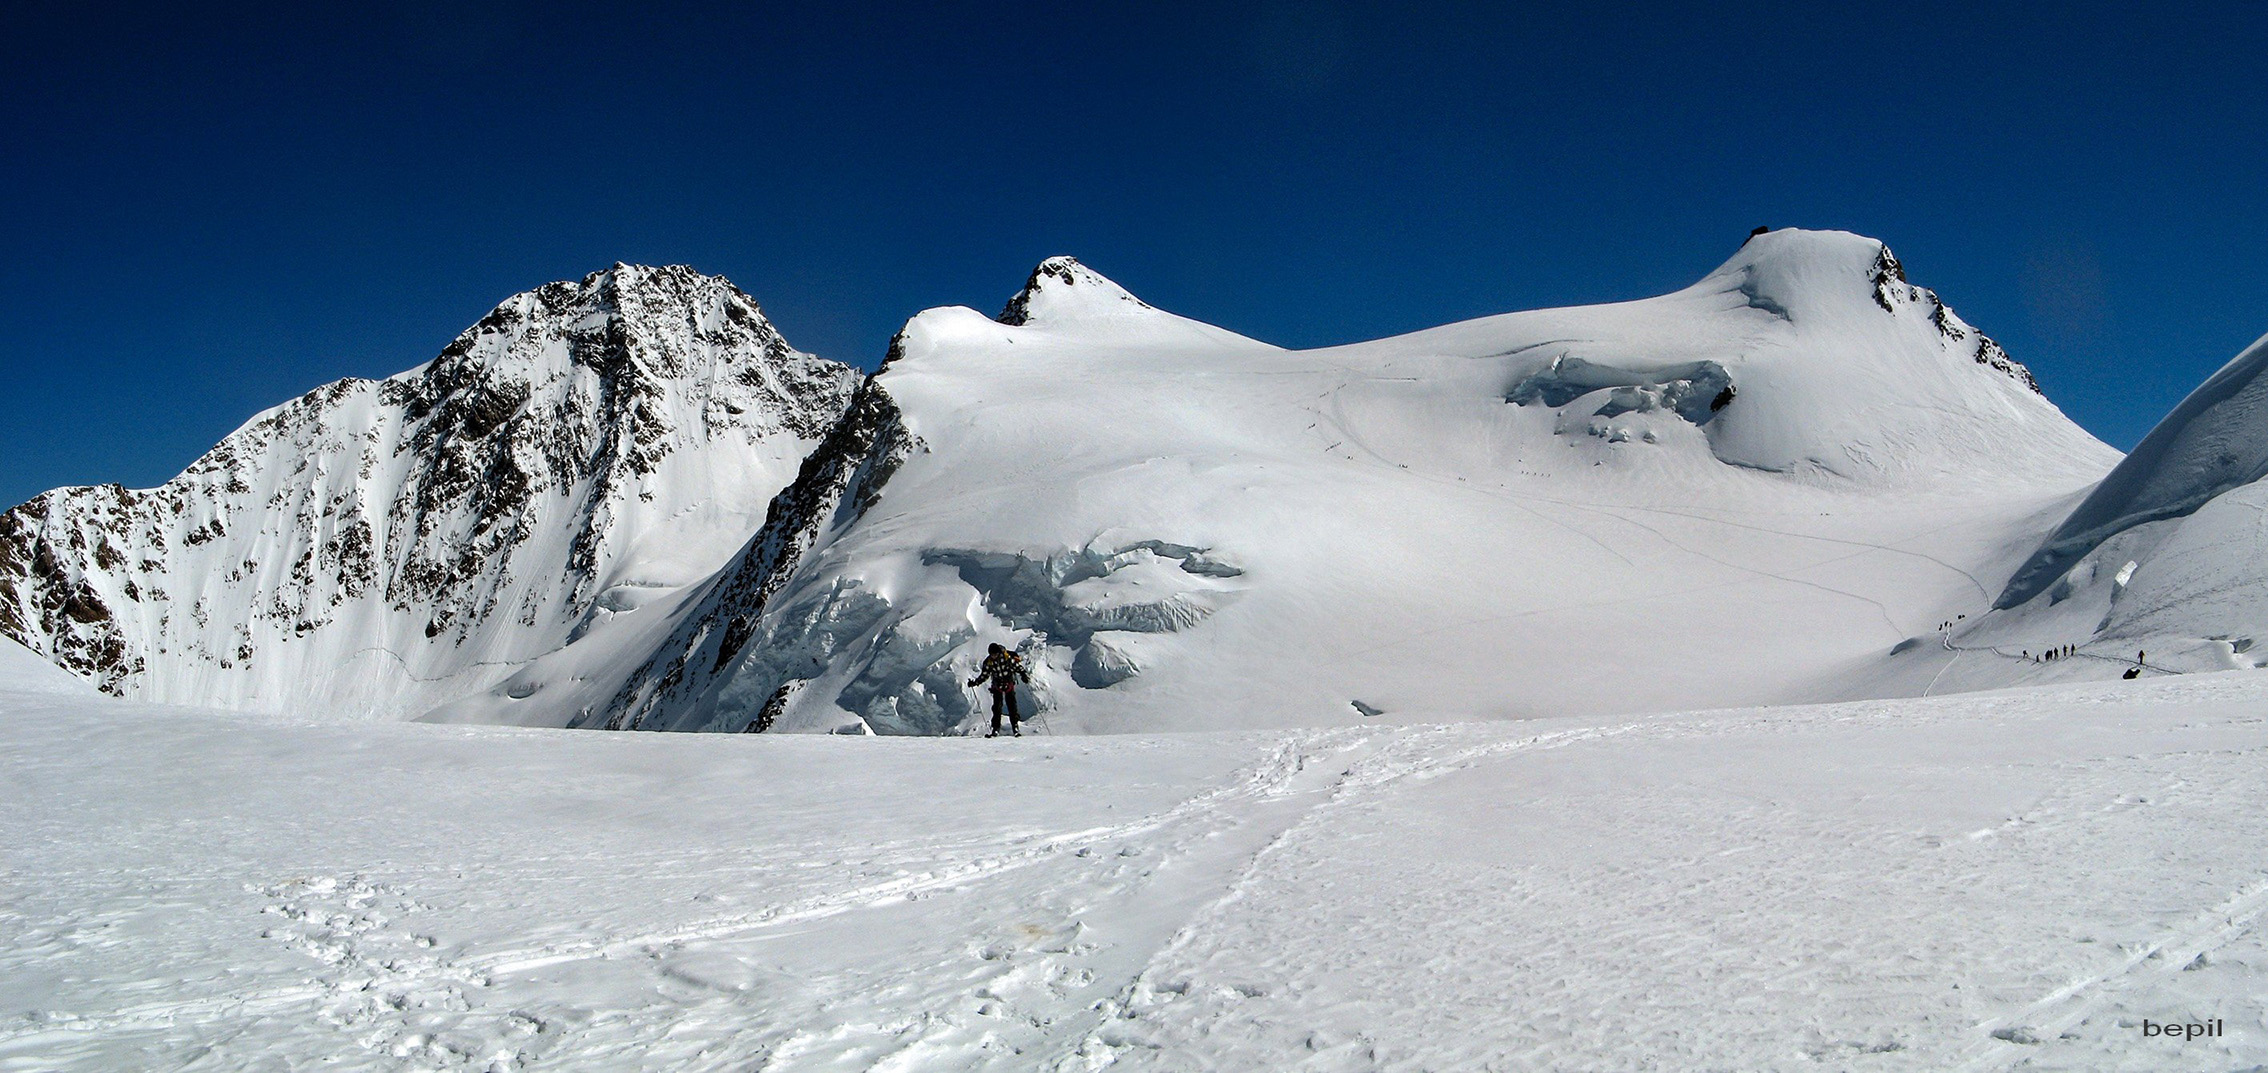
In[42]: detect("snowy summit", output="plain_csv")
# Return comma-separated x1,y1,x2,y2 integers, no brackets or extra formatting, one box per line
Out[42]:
7,230,2268,1071
8,231,2204,732
481,229,2125,735
0,264,859,718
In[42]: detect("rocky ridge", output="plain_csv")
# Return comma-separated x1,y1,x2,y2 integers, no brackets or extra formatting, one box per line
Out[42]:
0,264,859,717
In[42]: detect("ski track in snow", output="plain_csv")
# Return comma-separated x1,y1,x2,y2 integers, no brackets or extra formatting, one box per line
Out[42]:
1052,691,2268,1072
6,676,2268,1070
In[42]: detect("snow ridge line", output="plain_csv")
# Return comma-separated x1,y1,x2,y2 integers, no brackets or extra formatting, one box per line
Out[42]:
1954,874,2268,1071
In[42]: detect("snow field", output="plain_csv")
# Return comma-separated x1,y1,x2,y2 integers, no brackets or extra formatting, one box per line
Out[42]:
6,669,2267,1070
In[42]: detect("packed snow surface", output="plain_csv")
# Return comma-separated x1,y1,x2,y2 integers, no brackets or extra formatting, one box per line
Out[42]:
6,667,2266,1070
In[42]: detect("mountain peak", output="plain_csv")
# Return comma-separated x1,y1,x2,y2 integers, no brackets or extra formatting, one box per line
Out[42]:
0,261,860,711
583,261,698,289
1698,228,1898,309
997,256,1154,327
1687,227,2042,396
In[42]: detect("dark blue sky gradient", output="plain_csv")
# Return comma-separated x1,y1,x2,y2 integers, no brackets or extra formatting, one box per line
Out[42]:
6,2,2265,507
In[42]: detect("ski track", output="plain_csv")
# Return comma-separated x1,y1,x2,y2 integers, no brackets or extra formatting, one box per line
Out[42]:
1955,876,2268,1073
1047,695,2268,1072
7,681,2268,1070
0,725,1375,1072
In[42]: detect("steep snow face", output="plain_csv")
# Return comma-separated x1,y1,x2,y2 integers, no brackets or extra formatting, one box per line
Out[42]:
1866,329,2268,691
993,255,1276,351
478,232,2118,735
0,636,93,695
1998,331,2268,607
0,265,860,718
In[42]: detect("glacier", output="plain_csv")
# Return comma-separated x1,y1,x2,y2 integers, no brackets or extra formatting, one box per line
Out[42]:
6,647,2267,1070
16,230,2268,733
476,230,2122,735
1891,330,2268,691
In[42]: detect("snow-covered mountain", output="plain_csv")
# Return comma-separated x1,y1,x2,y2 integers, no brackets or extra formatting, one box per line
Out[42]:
1880,329,2268,689
0,264,859,719
0,635,94,696
454,229,2122,734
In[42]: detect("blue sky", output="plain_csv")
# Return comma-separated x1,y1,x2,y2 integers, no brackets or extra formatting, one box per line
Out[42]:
5,1,2265,508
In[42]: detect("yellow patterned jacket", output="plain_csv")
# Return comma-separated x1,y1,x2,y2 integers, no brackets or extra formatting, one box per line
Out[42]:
968,651,1030,692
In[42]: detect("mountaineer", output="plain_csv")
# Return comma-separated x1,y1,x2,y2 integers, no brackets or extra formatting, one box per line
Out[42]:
968,644,1033,737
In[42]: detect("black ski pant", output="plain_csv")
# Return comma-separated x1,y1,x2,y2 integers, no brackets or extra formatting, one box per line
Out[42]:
990,687,1021,734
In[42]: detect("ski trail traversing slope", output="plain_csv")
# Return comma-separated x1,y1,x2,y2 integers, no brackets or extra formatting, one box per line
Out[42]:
1955,876,2268,1071
1309,390,1936,650
1059,687,2268,1072
8,676,2267,1070
0,698,1384,1072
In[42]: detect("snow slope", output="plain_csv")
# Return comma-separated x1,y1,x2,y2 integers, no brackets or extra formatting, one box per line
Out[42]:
1849,330,2268,698
6,668,2265,1070
1999,330,2268,608
0,265,859,720
0,636,92,695
494,231,2119,735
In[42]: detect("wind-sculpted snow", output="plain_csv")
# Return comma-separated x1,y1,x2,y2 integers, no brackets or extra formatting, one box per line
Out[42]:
0,265,858,716
1860,329,2268,696
924,543,1244,644
3,230,2147,730
1999,331,2268,608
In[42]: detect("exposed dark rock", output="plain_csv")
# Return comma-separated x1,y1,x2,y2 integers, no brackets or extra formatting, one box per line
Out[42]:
996,256,1151,326
597,378,919,731
0,264,860,705
1868,243,2042,396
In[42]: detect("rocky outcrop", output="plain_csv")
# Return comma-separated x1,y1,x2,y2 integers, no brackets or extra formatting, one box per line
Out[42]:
0,265,859,714
1870,245,2040,395
997,256,1155,327
596,378,920,731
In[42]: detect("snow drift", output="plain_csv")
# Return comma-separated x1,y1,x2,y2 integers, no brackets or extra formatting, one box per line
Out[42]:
1998,330,2268,609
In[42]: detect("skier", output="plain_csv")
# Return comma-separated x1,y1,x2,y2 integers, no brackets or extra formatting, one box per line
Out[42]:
968,643,1032,737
